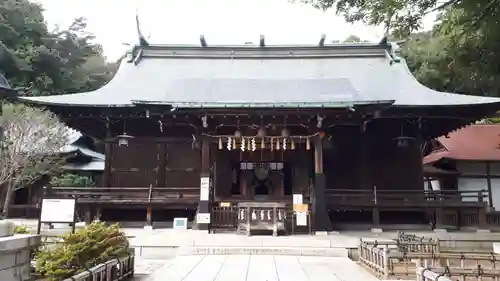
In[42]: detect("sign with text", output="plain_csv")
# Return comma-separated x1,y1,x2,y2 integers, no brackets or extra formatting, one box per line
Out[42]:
296,212,308,226
196,213,211,224
200,177,210,201
173,218,188,230
40,198,76,223
293,194,303,204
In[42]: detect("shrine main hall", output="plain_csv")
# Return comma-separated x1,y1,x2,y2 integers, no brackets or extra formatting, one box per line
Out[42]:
16,36,500,233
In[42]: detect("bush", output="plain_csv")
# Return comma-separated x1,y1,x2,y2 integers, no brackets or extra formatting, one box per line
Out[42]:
35,222,130,281
14,225,30,234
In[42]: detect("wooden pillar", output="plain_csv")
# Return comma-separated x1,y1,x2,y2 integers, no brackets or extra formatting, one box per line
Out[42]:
146,205,152,226
312,135,333,232
84,206,92,224
197,136,211,231
478,207,488,229
157,143,167,187
486,162,493,208
103,122,113,187
435,207,444,229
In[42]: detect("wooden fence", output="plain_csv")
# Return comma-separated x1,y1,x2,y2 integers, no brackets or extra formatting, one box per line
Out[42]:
61,253,134,281
359,234,500,280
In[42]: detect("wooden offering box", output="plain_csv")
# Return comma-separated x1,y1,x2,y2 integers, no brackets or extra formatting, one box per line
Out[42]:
237,202,286,236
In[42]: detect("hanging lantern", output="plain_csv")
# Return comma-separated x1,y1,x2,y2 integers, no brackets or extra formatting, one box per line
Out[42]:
218,137,223,150
306,138,311,150
276,138,280,150
247,138,251,151
270,138,274,151
261,138,265,149
117,133,134,147
241,137,246,151
282,138,287,150
291,139,295,150
251,138,256,151
227,137,232,150
395,136,414,148
233,138,236,149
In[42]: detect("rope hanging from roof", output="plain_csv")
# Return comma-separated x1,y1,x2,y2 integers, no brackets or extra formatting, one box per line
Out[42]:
204,132,320,151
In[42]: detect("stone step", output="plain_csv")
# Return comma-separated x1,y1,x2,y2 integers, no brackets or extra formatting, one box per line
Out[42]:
177,246,349,257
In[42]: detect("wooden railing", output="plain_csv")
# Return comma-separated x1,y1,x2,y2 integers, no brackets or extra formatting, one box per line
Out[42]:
416,266,452,281
358,241,390,279
358,237,439,279
50,186,199,204
325,189,488,207
62,253,134,281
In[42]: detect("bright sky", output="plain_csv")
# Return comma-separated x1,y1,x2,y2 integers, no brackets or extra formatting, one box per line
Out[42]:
36,0,437,61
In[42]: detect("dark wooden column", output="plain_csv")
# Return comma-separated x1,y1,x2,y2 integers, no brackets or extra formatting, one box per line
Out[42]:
197,136,211,231
312,135,333,232
486,162,493,207
102,121,113,187
156,142,167,187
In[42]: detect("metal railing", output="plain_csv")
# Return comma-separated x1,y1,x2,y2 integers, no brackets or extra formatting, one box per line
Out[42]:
62,253,134,281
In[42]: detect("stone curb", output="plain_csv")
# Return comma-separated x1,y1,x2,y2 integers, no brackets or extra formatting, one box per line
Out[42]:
177,246,349,257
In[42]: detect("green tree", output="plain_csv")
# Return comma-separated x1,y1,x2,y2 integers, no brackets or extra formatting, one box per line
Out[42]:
298,0,500,97
297,0,497,38
342,35,369,43
0,103,68,216
0,0,116,96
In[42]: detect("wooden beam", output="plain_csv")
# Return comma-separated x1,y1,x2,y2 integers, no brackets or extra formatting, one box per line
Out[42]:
486,162,493,207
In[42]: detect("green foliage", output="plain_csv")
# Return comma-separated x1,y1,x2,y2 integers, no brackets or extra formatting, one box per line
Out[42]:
14,225,30,234
297,0,496,38
0,0,117,96
296,0,500,97
50,173,96,187
35,222,130,281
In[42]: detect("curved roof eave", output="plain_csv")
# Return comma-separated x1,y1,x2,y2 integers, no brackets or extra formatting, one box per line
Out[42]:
13,43,500,109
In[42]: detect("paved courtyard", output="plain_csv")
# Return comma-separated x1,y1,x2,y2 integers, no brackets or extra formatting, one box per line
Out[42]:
145,255,379,281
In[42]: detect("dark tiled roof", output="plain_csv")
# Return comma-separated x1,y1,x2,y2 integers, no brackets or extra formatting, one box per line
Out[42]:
18,43,500,108
423,125,500,163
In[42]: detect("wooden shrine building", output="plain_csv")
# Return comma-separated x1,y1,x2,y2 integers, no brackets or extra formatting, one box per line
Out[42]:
16,36,500,232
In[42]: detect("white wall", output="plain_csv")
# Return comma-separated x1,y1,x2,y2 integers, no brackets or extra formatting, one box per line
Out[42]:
455,162,495,208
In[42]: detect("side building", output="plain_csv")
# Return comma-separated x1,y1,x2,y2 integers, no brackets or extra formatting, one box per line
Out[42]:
424,124,500,229
16,38,500,232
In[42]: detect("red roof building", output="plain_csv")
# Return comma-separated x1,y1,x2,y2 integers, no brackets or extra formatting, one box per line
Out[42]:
424,124,500,212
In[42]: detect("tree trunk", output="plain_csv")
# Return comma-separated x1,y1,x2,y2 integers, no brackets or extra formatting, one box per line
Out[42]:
3,181,13,217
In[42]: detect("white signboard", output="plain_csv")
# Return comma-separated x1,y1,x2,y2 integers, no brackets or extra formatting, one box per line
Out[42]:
293,194,303,205
296,212,308,226
197,213,211,224
40,199,76,223
173,218,188,230
200,177,210,201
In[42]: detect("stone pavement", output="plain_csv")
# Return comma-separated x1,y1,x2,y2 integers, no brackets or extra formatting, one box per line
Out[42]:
145,255,380,281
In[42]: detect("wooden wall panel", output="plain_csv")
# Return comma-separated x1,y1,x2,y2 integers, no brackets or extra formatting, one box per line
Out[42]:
214,150,232,197
165,171,200,187
109,137,159,187
164,143,200,188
